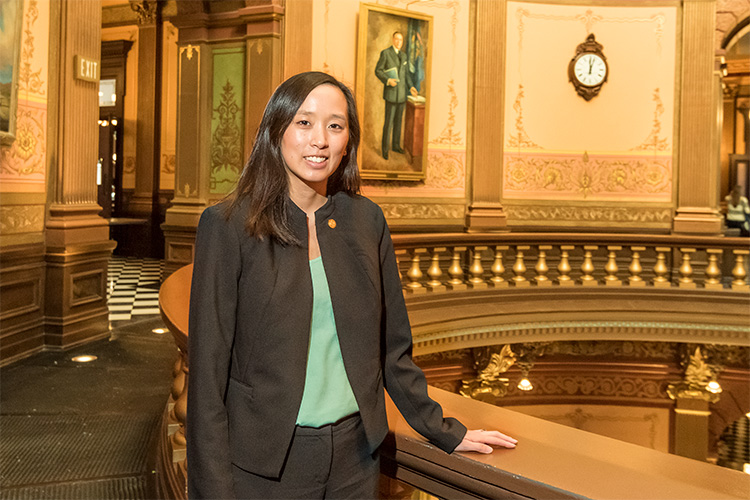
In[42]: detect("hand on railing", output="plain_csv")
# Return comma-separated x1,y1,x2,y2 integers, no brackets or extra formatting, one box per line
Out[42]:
454,429,517,454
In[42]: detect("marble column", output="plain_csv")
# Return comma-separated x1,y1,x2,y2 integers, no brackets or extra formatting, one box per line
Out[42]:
465,0,508,232
45,0,115,348
127,0,163,257
673,0,723,234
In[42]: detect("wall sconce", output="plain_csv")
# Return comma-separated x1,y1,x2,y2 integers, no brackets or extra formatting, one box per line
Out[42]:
706,380,722,394
517,376,533,391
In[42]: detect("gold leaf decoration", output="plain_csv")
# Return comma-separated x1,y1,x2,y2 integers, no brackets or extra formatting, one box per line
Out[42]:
18,0,45,96
210,80,242,191
504,153,671,199
504,205,673,224
0,205,45,234
378,203,464,220
631,88,669,152
506,85,541,149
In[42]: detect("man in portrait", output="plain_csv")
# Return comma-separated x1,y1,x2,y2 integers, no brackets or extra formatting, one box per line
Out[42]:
375,31,418,160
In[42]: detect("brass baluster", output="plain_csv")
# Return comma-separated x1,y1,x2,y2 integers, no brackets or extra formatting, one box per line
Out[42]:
603,245,622,286
446,246,468,291
535,245,552,286
732,249,750,291
628,246,646,287
171,352,188,463
406,248,427,294
468,246,489,289
394,249,407,286
653,247,671,288
580,245,598,286
511,245,530,287
704,249,723,290
426,246,446,292
557,245,575,287
168,356,184,435
490,245,508,288
678,248,696,289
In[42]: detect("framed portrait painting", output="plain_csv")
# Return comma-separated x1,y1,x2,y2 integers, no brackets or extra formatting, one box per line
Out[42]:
0,0,23,146
356,3,432,180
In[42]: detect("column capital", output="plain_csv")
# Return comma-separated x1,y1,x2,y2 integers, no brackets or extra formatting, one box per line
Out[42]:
129,0,160,25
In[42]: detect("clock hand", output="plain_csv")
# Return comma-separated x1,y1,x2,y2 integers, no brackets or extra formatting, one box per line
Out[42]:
588,57,593,74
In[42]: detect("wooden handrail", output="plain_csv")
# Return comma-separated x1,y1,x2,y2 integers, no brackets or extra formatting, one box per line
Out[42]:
386,388,750,499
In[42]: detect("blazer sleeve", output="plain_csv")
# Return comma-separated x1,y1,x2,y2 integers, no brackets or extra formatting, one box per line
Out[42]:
376,209,467,453
187,206,242,500
375,49,390,85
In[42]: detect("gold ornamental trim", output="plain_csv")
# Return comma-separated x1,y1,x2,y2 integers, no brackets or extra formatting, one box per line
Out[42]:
0,205,45,234
379,202,464,220
412,321,750,355
503,204,672,224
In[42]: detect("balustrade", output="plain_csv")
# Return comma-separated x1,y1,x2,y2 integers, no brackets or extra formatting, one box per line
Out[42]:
391,234,749,292
156,233,750,500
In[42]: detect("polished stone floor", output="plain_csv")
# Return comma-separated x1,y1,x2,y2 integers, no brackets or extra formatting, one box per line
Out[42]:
0,259,177,500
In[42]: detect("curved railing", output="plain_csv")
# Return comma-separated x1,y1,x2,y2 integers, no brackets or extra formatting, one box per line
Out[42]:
391,233,749,355
156,233,750,499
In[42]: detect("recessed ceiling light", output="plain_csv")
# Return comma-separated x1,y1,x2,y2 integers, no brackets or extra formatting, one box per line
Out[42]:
152,328,168,335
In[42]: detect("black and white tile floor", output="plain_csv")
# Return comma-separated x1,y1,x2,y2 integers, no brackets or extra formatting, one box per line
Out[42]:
107,256,164,322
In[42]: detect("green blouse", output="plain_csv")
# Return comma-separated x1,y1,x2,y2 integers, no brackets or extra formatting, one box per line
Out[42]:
295,257,359,426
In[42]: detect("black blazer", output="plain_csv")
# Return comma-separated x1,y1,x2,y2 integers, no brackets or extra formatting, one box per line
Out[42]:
374,46,412,103
186,192,466,499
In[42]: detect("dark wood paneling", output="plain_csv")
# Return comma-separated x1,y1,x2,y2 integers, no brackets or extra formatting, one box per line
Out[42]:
0,243,45,365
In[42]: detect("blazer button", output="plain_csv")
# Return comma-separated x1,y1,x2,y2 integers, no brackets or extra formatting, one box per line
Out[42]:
328,219,337,229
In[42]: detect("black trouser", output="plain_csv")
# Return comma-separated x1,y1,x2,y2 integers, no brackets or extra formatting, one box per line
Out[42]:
231,414,380,499
382,100,405,156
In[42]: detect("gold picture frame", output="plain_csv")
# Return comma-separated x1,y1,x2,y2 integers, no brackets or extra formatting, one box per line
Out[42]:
356,3,432,181
0,0,23,146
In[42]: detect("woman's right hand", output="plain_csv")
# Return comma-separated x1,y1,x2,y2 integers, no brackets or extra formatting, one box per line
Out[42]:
454,429,517,454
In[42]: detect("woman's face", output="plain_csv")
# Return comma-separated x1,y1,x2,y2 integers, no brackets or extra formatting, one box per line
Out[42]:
281,84,349,197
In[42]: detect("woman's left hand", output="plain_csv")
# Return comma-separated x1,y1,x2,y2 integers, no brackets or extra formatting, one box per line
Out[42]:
454,429,517,454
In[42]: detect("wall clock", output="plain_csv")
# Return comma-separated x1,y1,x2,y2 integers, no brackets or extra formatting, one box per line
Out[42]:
568,33,609,101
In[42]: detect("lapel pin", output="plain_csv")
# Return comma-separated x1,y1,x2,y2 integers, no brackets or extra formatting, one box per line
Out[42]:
328,219,337,229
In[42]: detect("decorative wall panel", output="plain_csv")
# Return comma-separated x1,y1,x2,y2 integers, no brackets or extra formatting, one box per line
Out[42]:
503,2,677,226
210,46,245,195
0,0,48,194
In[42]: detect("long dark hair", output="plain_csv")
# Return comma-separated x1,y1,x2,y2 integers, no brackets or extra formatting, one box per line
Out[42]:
225,71,361,245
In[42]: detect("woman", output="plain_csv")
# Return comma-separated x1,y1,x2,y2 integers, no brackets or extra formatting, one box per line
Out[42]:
725,185,750,236
187,71,516,500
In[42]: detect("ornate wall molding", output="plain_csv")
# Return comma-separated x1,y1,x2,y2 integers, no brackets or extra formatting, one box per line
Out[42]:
378,202,464,220
507,374,666,400
503,203,672,225
1,107,47,179
18,0,45,96
413,321,750,355
0,205,45,234
503,152,672,201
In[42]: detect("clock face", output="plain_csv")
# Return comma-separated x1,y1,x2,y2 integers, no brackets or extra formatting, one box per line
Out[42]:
573,53,607,87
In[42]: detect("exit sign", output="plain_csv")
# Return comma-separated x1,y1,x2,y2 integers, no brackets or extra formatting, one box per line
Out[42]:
74,55,99,83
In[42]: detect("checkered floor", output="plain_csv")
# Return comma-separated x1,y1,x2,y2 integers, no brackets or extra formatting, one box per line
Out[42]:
107,256,164,322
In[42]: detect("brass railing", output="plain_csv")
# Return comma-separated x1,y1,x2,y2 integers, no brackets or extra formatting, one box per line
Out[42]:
391,233,749,292
156,232,750,500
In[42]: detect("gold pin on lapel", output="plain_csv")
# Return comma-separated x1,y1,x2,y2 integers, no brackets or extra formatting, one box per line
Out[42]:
328,219,337,229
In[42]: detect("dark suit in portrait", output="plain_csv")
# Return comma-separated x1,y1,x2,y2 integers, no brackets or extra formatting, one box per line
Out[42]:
375,32,414,160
